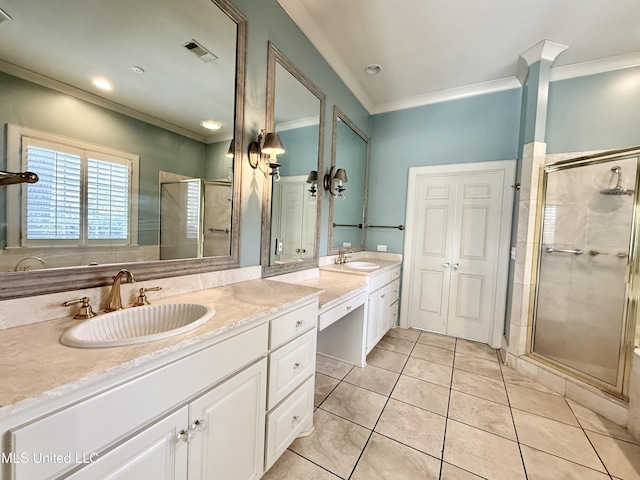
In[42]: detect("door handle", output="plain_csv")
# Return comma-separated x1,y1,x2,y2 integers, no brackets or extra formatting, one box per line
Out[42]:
443,262,450,268
453,263,460,270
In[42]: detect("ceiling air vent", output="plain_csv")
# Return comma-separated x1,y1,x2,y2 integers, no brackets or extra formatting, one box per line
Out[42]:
182,39,218,63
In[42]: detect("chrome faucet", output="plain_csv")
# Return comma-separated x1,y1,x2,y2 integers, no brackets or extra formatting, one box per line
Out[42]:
335,248,353,265
105,269,135,312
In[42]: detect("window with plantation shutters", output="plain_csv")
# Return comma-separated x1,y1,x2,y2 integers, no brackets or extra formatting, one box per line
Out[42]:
6,125,139,248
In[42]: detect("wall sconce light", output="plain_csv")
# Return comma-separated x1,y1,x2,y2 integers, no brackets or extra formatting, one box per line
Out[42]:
306,170,318,197
248,130,286,180
323,166,348,197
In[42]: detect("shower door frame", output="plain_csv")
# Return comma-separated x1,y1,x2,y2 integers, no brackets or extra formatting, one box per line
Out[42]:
527,146,640,398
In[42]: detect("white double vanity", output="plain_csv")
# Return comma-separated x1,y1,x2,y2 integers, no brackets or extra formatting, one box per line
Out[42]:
0,257,401,480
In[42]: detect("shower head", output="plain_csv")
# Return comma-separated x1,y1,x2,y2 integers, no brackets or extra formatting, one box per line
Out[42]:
600,166,634,196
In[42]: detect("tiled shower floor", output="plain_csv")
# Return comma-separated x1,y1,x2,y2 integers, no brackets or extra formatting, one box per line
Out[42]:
263,328,640,480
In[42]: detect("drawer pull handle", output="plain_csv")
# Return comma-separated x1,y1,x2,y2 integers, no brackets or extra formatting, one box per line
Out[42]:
295,320,304,328
293,362,303,370
177,429,195,443
191,419,208,432
292,415,301,424
346,305,352,312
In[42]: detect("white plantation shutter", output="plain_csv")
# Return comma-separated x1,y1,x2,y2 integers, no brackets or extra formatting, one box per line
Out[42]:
87,157,130,240
186,180,201,240
18,133,136,246
25,144,82,240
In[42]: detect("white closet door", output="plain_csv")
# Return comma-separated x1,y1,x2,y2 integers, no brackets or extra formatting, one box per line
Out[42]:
407,174,457,332
447,172,504,342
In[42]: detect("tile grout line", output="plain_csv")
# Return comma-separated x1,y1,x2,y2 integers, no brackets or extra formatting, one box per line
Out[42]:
346,331,420,479
564,396,614,478
285,448,344,479
499,359,530,480
438,337,457,480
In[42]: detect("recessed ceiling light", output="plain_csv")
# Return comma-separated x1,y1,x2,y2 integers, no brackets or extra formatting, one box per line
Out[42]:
200,120,222,131
365,64,383,75
132,66,145,74
93,78,112,91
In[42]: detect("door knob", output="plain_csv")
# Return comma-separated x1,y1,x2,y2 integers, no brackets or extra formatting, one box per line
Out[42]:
443,262,450,268
453,263,460,270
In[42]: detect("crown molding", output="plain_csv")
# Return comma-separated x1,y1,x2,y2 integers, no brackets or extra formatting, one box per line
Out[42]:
550,51,640,82
370,77,521,115
276,0,374,112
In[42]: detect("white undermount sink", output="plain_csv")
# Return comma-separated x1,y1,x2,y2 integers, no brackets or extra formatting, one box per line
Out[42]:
345,261,380,270
60,303,215,348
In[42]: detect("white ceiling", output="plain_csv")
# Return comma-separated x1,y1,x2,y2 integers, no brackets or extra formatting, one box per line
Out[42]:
277,0,640,114
0,0,237,143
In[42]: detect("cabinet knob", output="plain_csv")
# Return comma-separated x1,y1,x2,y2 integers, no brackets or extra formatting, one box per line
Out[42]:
346,305,352,312
191,419,208,432
292,415,301,424
381,294,386,298
295,320,304,328
293,362,303,370
177,429,195,443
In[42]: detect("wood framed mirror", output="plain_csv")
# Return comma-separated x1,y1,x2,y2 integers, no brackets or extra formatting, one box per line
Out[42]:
260,43,325,277
0,0,247,299
327,106,369,254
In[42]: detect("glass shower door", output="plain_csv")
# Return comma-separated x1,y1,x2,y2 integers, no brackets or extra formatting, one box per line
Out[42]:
532,155,637,392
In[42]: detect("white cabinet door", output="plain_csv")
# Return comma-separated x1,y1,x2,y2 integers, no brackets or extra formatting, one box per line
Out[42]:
66,407,189,480
188,358,267,480
367,289,381,351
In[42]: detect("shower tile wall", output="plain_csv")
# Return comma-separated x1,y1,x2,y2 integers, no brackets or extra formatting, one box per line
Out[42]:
534,158,636,386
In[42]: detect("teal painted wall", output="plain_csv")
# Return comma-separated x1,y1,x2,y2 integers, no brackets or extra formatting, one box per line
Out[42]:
277,125,319,177
365,89,522,252
546,67,640,153
231,0,370,265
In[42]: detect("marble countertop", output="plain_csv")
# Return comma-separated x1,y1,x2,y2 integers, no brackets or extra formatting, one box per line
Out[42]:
303,258,402,311
0,279,321,417
319,257,401,277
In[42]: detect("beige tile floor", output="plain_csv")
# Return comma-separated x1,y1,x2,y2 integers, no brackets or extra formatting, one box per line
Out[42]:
263,329,640,480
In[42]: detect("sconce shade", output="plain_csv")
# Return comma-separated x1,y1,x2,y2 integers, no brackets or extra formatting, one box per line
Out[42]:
306,170,318,183
334,168,348,183
225,139,234,158
261,133,285,155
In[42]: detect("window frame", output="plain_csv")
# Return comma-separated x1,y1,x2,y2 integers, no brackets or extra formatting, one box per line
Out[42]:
6,124,139,248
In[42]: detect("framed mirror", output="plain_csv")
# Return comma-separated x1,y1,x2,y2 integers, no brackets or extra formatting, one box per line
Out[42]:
327,107,369,253
0,0,247,299
260,43,325,277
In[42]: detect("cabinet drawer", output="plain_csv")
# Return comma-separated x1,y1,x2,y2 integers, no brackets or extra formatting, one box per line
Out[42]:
369,266,401,292
270,300,317,350
268,329,316,409
389,279,400,305
10,323,268,480
318,290,367,331
265,376,314,471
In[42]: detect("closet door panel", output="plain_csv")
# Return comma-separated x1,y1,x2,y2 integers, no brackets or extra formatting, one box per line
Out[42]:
447,172,503,342
408,175,457,332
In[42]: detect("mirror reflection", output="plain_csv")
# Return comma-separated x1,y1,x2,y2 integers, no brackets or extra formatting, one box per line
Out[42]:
329,108,369,252
0,0,240,274
261,44,325,276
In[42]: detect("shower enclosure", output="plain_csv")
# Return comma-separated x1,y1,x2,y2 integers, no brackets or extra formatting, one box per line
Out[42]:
160,179,232,260
531,149,640,396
